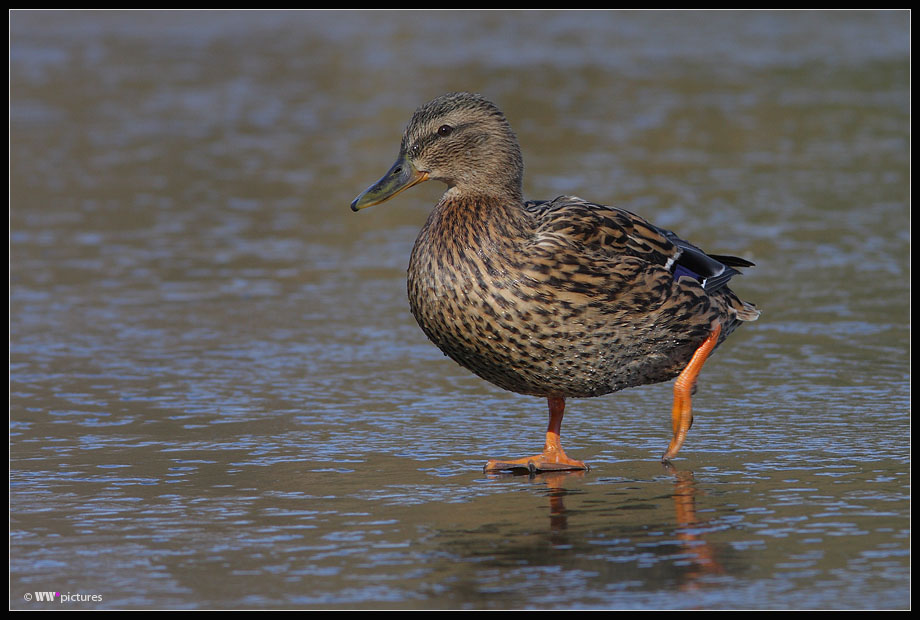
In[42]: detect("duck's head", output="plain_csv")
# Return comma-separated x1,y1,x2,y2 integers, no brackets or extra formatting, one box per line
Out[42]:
351,92,524,211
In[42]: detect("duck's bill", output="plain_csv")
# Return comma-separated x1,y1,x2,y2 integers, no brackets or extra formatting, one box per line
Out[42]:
350,155,429,211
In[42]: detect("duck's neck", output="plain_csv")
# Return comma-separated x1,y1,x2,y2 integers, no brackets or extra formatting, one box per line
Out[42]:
429,188,529,248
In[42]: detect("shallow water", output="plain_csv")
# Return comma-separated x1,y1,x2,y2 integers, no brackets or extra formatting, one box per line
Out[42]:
10,10,909,609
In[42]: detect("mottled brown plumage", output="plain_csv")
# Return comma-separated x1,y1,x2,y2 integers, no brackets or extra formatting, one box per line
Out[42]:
351,92,759,472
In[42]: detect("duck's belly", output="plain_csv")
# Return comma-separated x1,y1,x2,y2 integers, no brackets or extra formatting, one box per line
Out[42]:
407,257,711,398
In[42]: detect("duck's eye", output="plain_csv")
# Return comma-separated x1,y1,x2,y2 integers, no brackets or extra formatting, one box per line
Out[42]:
437,124,453,137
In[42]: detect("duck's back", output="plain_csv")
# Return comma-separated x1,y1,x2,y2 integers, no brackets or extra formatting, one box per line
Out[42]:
408,194,758,399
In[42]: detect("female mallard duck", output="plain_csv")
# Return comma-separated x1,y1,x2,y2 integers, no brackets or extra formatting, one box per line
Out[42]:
351,92,759,473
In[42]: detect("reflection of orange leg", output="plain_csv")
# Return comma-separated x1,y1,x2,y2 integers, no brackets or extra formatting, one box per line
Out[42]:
661,324,722,463
668,467,723,579
484,396,588,473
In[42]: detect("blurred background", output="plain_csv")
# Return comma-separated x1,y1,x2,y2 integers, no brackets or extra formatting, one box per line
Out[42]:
10,10,909,609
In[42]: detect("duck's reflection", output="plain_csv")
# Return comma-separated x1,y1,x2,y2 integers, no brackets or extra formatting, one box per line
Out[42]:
486,462,723,587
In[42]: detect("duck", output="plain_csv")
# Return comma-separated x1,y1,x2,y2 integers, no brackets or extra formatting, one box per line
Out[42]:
351,92,759,473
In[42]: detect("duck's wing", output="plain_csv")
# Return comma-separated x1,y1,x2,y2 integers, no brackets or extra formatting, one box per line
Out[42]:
524,195,753,294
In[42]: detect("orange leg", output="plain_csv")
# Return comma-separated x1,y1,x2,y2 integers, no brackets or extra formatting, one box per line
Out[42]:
484,396,588,473
661,324,722,463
